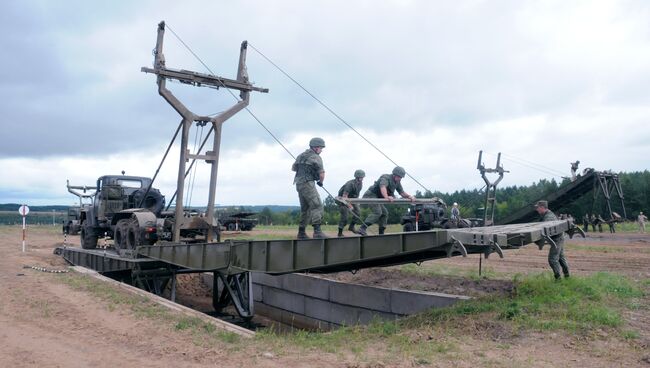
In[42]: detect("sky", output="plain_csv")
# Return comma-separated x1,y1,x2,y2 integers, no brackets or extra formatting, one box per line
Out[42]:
1,0,649,207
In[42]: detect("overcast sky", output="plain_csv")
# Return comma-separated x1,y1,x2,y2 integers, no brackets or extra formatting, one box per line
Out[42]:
1,0,649,207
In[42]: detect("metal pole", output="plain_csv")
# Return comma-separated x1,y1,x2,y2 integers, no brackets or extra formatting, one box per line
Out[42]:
22,215,26,252
173,118,192,242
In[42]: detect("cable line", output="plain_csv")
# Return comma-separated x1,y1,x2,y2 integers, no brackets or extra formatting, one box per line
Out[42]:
247,42,434,195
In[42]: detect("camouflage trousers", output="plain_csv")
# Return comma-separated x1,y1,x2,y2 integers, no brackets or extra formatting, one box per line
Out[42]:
296,181,323,227
548,237,570,278
362,192,388,228
338,203,361,229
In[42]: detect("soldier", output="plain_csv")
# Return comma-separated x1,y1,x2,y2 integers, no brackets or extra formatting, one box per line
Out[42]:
292,137,327,239
590,214,598,232
337,170,365,237
582,213,590,233
535,200,570,280
638,211,647,233
357,166,415,235
570,160,580,181
450,202,460,221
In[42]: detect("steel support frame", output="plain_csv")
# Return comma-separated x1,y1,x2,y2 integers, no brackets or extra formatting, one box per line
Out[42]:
145,21,266,242
477,151,507,226
592,172,627,221
212,271,254,319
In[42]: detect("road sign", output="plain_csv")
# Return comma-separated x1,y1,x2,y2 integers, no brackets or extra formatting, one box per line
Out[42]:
18,205,30,216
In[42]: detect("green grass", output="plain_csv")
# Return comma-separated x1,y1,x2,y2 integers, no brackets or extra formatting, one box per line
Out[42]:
406,272,643,334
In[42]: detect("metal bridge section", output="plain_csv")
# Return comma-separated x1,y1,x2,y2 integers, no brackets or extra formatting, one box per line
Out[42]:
498,169,626,225
137,220,573,274
58,220,577,319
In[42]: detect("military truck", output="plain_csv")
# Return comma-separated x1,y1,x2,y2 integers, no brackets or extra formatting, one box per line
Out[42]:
219,211,258,231
76,174,220,250
62,206,82,235
77,175,165,249
401,202,472,231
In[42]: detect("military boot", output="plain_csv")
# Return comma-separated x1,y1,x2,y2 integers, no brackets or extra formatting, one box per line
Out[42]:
348,224,357,234
357,224,368,236
313,224,328,239
297,227,310,240
337,228,344,237
378,227,386,235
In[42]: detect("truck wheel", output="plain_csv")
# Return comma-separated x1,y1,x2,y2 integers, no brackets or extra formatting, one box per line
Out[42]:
114,219,130,249
126,219,140,249
403,222,414,232
80,223,98,249
227,223,236,231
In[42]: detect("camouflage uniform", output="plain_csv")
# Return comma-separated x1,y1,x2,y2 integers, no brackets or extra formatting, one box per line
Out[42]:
362,174,405,230
292,149,324,229
337,179,363,232
541,209,570,279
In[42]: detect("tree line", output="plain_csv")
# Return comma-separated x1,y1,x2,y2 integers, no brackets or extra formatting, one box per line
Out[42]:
253,170,650,226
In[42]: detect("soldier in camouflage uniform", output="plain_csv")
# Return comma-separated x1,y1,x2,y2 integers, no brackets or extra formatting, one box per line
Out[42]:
535,200,570,280
292,137,327,239
337,169,365,237
357,166,415,235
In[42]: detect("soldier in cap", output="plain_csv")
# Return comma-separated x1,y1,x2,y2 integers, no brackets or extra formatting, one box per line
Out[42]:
336,169,366,237
638,211,647,233
292,137,327,239
535,200,570,280
451,202,460,221
570,160,580,182
357,166,415,235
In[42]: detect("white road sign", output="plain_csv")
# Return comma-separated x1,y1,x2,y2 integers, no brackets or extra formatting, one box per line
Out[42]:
18,205,30,216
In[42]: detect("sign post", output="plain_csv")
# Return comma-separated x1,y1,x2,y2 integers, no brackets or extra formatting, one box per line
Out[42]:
18,204,29,252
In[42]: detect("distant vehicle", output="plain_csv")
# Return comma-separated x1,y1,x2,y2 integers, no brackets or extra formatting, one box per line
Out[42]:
401,202,472,231
62,206,82,235
219,211,258,231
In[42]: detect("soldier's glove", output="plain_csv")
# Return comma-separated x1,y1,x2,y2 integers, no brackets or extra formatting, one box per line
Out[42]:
317,181,323,187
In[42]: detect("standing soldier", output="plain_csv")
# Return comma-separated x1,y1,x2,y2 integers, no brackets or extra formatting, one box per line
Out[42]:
292,137,327,239
570,160,580,181
357,166,415,236
450,203,460,222
535,200,570,280
638,211,647,233
582,213,590,233
337,170,365,237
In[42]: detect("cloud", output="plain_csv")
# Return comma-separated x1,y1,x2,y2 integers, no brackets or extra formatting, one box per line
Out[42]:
1,0,649,205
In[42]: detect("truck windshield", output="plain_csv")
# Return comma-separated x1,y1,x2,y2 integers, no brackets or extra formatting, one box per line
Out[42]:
116,179,142,188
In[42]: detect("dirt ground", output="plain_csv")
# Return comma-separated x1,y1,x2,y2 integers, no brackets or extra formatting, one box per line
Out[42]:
1,225,649,367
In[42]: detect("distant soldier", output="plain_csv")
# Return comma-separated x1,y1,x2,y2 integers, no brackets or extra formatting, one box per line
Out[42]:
535,200,570,280
570,160,580,182
582,214,590,233
292,137,327,239
337,170,365,237
596,215,605,233
357,166,415,236
639,212,648,233
590,214,598,232
450,202,460,221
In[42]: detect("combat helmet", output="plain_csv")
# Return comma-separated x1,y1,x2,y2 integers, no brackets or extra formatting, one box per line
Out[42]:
309,137,325,148
354,169,366,178
392,166,406,178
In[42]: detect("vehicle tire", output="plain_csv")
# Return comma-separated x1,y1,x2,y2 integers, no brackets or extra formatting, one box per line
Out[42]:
80,222,98,249
227,223,236,231
125,219,140,249
403,222,415,232
132,189,165,216
114,219,130,249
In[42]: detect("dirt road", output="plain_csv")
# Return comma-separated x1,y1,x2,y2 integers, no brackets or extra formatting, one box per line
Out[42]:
1,226,648,367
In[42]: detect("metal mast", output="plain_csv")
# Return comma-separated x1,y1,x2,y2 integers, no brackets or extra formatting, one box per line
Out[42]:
142,21,268,242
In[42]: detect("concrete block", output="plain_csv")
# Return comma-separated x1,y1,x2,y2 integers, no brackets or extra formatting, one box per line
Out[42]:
330,282,391,312
390,290,470,315
304,296,332,321
263,287,305,314
252,272,284,288
253,284,263,302
281,274,330,300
